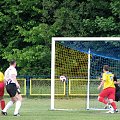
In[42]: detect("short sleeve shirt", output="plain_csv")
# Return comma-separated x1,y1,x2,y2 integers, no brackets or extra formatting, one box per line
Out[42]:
102,72,115,89
4,66,17,84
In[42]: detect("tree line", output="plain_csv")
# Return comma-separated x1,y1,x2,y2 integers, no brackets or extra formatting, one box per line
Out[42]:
0,0,119,75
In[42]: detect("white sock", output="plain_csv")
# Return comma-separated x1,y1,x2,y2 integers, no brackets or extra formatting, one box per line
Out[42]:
3,101,13,112
14,101,21,115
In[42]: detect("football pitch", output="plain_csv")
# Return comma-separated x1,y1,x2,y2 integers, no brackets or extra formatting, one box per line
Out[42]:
1,98,120,120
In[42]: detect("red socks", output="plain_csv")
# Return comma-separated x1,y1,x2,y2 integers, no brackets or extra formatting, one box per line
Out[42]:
111,102,117,110
98,97,117,110
1,100,5,110
98,97,107,104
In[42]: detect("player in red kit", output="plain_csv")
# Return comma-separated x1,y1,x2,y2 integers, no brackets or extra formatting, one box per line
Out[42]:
98,65,118,113
0,72,5,110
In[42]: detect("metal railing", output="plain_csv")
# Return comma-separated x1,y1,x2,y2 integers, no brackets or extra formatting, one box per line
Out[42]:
4,77,99,97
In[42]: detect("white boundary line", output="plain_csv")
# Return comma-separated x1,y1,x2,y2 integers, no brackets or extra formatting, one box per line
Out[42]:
50,108,109,111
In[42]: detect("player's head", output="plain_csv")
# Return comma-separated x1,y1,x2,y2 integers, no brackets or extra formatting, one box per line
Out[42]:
10,60,16,67
103,65,109,72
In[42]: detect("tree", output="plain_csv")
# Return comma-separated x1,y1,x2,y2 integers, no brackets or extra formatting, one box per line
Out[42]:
0,0,119,75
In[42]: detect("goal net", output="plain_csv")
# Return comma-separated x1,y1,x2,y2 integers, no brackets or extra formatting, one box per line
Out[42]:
51,37,120,110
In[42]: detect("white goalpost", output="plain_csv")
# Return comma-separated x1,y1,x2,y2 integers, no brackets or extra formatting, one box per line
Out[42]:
51,38,55,110
51,37,120,111
87,49,90,110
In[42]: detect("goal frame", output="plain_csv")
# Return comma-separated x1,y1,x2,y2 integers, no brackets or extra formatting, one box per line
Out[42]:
51,37,120,110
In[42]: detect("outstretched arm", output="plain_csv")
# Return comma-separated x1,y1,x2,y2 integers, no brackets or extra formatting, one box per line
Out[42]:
98,80,104,90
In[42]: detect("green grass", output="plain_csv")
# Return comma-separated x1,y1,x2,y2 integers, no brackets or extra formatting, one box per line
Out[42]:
1,98,120,120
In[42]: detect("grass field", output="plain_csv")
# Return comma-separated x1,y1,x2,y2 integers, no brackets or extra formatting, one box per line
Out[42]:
1,98,120,120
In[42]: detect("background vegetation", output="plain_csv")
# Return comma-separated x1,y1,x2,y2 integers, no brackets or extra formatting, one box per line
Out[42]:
0,0,120,75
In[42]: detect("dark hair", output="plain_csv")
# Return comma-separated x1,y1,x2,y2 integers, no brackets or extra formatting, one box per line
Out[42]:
10,60,16,65
103,65,109,71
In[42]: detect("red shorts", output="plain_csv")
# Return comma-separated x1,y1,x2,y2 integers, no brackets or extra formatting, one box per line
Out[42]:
0,82,4,97
99,87,115,100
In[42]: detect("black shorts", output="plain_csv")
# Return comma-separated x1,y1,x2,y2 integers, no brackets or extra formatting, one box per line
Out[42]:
6,83,21,97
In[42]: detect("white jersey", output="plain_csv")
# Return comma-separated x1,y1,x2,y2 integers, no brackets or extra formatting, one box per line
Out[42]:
4,66,17,84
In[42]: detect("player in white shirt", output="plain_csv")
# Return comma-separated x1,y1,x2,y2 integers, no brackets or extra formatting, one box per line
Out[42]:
2,60,22,116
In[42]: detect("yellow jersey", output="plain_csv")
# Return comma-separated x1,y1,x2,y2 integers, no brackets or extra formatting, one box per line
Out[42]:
0,72,4,82
102,72,115,89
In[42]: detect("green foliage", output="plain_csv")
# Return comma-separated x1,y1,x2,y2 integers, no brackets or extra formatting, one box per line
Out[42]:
0,0,119,75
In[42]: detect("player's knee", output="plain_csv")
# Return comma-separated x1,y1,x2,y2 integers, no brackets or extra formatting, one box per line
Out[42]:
11,97,17,103
19,96,22,102
98,96,100,101
109,99,114,103
98,96,104,102
17,94,22,102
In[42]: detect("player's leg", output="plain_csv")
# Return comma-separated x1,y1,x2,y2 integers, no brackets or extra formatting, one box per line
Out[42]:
0,97,5,110
98,96,108,104
2,83,18,115
14,93,22,116
108,88,118,113
109,99,117,111
0,83,5,110
2,97,17,114
98,89,108,104
104,98,111,109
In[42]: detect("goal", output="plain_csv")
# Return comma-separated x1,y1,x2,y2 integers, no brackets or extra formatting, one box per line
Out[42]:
51,37,120,110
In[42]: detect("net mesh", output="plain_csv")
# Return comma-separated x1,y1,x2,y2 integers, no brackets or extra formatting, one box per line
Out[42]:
55,43,88,78
60,41,120,60
54,40,120,110
55,43,88,109
30,79,51,96
90,55,120,109
30,78,65,96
